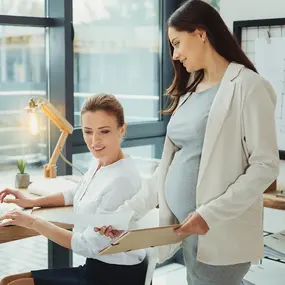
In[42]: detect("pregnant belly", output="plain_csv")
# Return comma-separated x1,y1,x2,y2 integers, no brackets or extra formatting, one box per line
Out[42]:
164,157,200,222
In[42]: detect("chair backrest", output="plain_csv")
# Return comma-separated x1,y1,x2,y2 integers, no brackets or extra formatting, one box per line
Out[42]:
137,208,159,285
132,157,160,285
132,157,160,179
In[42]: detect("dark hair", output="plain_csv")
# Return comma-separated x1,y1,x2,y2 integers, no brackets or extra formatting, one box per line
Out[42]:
81,93,125,127
164,0,257,114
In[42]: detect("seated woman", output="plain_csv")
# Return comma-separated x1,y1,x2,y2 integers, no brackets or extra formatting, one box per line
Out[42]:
0,94,147,285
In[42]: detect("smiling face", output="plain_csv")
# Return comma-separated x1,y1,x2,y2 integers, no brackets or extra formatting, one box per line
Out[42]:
81,110,126,165
168,26,207,73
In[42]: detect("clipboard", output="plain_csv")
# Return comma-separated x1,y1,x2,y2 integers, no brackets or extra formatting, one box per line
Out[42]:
98,224,187,255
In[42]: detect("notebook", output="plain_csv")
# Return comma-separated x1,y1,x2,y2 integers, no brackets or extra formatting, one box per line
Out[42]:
28,176,78,196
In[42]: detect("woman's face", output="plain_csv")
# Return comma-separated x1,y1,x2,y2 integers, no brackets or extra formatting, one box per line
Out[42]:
168,26,207,73
81,110,126,164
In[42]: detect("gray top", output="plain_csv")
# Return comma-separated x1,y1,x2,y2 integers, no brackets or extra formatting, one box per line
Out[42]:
164,84,220,223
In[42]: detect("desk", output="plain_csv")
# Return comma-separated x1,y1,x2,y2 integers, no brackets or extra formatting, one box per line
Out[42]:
0,189,73,244
263,191,285,210
263,180,285,210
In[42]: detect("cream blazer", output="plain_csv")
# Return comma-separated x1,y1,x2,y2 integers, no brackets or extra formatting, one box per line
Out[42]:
122,62,279,269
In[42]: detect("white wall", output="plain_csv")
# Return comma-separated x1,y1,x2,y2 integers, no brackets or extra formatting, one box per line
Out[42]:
220,0,285,233
220,0,285,32
219,0,285,185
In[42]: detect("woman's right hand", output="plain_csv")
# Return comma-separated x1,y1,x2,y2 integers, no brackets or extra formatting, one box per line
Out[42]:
0,188,34,208
94,225,123,239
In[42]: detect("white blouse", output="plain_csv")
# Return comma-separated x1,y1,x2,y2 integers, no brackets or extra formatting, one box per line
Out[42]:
62,156,146,265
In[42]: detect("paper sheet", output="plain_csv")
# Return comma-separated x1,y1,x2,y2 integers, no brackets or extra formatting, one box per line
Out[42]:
45,208,134,230
244,258,285,285
264,230,285,255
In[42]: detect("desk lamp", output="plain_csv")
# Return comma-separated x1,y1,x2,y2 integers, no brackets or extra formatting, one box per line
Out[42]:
26,97,73,178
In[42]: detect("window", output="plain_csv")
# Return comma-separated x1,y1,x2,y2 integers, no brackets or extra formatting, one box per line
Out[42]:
0,0,177,272
0,25,48,278
0,26,47,181
73,0,161,127
0,0,45,17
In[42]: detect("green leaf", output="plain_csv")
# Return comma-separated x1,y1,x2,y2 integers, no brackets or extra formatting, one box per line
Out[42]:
17,159,27,174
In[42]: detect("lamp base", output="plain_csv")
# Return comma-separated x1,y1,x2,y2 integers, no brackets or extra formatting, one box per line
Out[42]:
44,164,57,178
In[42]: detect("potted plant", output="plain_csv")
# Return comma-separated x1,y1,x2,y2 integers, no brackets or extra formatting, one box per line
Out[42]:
15,159,30,189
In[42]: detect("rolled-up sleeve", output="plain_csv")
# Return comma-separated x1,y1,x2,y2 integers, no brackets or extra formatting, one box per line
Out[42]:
61,177,85,206
71,226,111,258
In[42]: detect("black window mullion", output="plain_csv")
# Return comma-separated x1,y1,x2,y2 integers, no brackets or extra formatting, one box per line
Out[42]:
0,15,55,27
46,0,73,269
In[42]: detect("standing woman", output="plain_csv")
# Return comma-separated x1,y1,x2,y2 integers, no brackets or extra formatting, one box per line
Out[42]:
98,1,279,285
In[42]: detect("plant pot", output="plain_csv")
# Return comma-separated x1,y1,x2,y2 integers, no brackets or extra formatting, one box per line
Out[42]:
15,173,30,189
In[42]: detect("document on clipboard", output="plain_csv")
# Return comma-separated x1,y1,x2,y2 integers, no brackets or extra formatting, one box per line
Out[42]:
98,224,187,256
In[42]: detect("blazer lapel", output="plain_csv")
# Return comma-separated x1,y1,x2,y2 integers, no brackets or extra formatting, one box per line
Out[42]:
196,63,244,189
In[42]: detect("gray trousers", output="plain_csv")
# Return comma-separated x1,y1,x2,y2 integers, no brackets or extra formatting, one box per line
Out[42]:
183,235,251,285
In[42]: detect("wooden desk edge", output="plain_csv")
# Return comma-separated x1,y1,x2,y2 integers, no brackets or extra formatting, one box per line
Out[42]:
0,189,75,244
263,190,285,210
0,204,74,244
0,221,73,244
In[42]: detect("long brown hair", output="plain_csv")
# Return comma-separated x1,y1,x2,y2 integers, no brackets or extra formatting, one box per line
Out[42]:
164,0,257,114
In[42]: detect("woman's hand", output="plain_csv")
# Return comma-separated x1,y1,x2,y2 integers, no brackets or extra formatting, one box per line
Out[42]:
0,209,37,229
0,188,34,208
174,211,209,235
94,226,123,239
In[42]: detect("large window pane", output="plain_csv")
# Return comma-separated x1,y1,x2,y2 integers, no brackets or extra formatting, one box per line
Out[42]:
73,0,161,127
0,25,48,278
0,0,45,17
0,26,47,178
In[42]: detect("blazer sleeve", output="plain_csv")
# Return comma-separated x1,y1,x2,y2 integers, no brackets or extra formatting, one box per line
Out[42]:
115,136,177,222
115,165,160,221
196,77,280,229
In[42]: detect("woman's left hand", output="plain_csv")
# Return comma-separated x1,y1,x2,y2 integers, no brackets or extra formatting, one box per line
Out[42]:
174,211,209,235
0,210,37,229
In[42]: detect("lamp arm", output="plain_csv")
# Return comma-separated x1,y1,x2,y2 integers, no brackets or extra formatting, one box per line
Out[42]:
44,131,69,178
49,131,69,165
